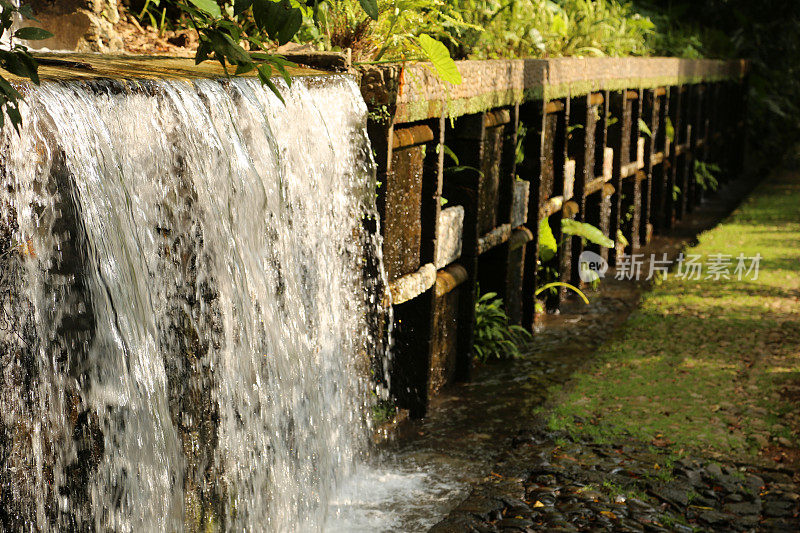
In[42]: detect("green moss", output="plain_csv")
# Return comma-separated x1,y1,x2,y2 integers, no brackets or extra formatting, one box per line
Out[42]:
548,170,800,462
390,61,743,123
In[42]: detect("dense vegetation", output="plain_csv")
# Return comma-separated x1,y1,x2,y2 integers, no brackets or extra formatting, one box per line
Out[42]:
3,0,800,163
635,0,800,171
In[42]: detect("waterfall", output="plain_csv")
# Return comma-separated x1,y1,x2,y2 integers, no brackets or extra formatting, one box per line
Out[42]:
0,74,384,531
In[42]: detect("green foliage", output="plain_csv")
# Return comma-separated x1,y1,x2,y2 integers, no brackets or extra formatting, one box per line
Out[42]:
372,397,395,424
638,0,800,168
637,117,652,137
473,290,531,362
416,33,462,83
177,0,315,102
190,0,222,17
358,0,379,20
304,0,464,84
535,281,588,303
616,228,628,248
664,116,675,143
137,0,171,35
561,218,614,248
0,1,52,133
539,216,613,264
538,217,557,262
441,0,655,60
535,215,607,312
694,160,720,192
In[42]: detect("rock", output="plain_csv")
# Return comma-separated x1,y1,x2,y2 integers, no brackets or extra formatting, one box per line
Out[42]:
578,490,602,501
22,0,124,52
704,463,724,479
697,509,732,525
760,517,796,531
496,517,534,528
723,500,760,516
746,474,765,491
454,495,504,520
430,515,482,533
725,492,744,503
619,518,646,532
650,487,689,507
762,500,794,518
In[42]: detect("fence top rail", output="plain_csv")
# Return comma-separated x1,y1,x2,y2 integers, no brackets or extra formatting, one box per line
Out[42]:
359,57,748,125
6,53,328,84
10,54,745,127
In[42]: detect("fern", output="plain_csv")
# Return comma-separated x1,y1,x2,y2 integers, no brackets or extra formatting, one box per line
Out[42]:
473,291,531,362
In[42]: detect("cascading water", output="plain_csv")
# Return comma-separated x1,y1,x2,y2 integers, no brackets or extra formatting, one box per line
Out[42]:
0,74,387,531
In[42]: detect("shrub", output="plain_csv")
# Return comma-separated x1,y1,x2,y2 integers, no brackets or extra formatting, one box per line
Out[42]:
473,291,531,361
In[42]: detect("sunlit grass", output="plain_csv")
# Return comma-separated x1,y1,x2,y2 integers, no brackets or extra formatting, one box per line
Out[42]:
548,170,800,461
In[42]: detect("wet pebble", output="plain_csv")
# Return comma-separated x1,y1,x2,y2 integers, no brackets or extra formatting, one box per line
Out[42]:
431,427,800,532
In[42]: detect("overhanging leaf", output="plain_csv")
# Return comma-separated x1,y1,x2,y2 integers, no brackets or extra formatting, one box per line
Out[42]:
665,116,675,143
233,0,253,15
0,75,23,101
538,217,557,262
206,30,251,65
534,282,589,304
188,0,222,18
637,117,652,137
0,50,35,80
14,27,53,41
253,0,302,45
358,0,378,20
561,219,613,248
17,5,39,22
257,64,285,105
416,34,461,85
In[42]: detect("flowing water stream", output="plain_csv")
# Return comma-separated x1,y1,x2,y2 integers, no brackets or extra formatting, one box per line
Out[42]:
0,74,405,531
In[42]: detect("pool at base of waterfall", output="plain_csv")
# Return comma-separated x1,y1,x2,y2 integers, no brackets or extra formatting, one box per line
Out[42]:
325,463,467,532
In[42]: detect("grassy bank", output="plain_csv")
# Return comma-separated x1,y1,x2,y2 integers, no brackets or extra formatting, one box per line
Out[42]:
547,169,800,466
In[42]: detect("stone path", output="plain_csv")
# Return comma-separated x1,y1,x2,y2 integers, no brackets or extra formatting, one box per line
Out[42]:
430,427,798,532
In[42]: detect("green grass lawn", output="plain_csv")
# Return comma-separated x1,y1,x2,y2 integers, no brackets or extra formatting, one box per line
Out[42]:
548,169,800,465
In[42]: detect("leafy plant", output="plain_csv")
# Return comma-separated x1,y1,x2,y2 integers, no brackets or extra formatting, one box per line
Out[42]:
637,117,652,137
473,290,531,361
138,0,170,36
694,160,720,192
179,0,311,101
303,0,464,84
538,216,557,262
442,144,483,176
664,116,675,143
534,215,611,312
442,0,655,60
372,397,395,424
537,216,614,269
561,218,615,248
0,1,52,132
535,281,588,302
